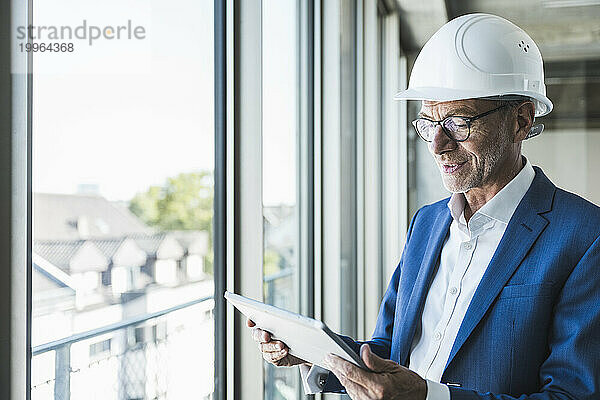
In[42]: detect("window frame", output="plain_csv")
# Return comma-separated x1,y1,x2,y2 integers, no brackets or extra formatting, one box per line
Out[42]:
1,0,32,398
213,0,228,399
7,0,409,399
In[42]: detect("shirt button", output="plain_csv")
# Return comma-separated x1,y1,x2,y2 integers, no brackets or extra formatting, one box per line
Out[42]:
463,242,472,250
449,287,458,295
434,332,442,341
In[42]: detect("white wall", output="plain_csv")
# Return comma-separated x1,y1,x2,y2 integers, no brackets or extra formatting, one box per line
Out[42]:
155,259,178,286
523,128,600,206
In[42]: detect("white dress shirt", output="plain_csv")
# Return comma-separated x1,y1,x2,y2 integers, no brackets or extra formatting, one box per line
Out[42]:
301,158,535,398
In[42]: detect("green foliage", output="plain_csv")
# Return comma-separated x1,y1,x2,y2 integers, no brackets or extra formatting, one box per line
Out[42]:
263,248,281,276
129,171,214,273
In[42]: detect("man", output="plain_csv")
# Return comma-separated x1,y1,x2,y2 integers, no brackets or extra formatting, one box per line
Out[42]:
248,13,600,400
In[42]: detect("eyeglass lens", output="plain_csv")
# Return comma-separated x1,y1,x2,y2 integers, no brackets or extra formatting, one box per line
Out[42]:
415,117,469,141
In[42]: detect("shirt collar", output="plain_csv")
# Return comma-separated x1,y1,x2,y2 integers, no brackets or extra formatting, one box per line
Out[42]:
447,156,535,225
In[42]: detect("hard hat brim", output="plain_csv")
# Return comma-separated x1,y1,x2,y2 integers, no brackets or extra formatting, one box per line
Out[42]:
393,87,553,117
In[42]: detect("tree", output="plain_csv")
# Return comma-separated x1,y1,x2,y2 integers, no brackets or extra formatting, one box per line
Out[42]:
129,171,214,273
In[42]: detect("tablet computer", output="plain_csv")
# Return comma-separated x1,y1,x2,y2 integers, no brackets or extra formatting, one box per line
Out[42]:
224,291,369,370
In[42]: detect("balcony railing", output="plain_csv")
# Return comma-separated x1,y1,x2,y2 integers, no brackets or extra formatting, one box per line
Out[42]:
262,268,301,400
31,296,214,400
31,269,297,400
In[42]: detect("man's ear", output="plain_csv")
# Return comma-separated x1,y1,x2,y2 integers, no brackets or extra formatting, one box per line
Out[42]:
514,101,535,143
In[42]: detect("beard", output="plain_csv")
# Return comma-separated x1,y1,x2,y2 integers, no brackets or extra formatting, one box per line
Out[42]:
439,121,513,193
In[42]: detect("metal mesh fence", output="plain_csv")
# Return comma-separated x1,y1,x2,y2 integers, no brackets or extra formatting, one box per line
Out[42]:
32,301,214,400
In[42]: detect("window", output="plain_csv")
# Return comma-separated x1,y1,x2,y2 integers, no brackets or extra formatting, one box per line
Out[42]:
89,339,111,358
127,327,145,348
30,0,215,399
262,0,300,398
5,1,404,399
4,1,596,400
522,59,600,205
229,2,407,398
151,321,167,342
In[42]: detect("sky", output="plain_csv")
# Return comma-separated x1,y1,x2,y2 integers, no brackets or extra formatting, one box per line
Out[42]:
32,0,297,206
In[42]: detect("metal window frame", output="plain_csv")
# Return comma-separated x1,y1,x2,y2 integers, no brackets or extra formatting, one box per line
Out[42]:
262,1,305,397
339,0,359,339
360,0,384,339
381,11,409,282
1,1,232,399
1,0,32,398
1,1,324,399
214,0,228,399
216,1,266,399
229,1,265,399
313,0,323,327
215,1,408,398
321,0,344,336
218,1,317,399
319,0,408,346
298,1,316,397
299,0,316,322
356,0,409,340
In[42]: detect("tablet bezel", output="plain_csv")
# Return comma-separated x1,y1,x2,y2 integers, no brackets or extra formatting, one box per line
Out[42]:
224,291,369,370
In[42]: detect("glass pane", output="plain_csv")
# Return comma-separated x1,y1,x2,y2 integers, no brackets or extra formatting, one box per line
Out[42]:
262,0,300,399
522,59,600,205
30,1,215,399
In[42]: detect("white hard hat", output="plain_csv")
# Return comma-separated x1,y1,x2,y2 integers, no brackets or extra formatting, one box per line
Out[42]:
394,13,553,117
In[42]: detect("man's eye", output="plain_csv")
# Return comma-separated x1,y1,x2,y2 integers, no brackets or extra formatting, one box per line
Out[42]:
444,117,467,131
416,119,434,131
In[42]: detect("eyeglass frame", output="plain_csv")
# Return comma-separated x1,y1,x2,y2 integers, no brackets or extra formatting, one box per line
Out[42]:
412,103,509,143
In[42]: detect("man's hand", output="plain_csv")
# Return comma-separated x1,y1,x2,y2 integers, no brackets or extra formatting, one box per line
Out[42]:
246,319,309,367
323,344,427,400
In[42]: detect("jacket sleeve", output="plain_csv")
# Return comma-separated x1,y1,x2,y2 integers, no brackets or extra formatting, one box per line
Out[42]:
448,233,600,400
322,209,421,393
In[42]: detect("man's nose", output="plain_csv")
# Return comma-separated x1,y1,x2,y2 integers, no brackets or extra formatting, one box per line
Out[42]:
428,125,456,155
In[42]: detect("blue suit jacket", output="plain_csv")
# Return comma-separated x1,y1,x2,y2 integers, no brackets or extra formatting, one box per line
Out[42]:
326,167,600,399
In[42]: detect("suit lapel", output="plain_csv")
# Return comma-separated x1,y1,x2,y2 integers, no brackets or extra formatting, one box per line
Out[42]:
394,208,452,366
443,167,555,371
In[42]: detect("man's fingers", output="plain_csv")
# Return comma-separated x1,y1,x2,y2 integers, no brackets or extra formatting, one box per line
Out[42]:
341,379,371,400
264,332,272,342
251,328,271,343
262,348,288,363
326,352,389,399
325,354,371,386
260,341,286,353
330,366,371,399
246,321,296,367
361,344,394,373
252,328,263,342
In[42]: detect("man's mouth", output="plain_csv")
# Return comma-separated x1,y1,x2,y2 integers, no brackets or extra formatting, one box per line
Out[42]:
441,161,467,174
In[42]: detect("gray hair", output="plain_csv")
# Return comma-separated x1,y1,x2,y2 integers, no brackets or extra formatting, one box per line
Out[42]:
490,95,543,139
483,95,532,109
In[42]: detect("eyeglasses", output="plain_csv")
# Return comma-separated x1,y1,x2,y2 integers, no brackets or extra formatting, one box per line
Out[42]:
412,104,508,142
